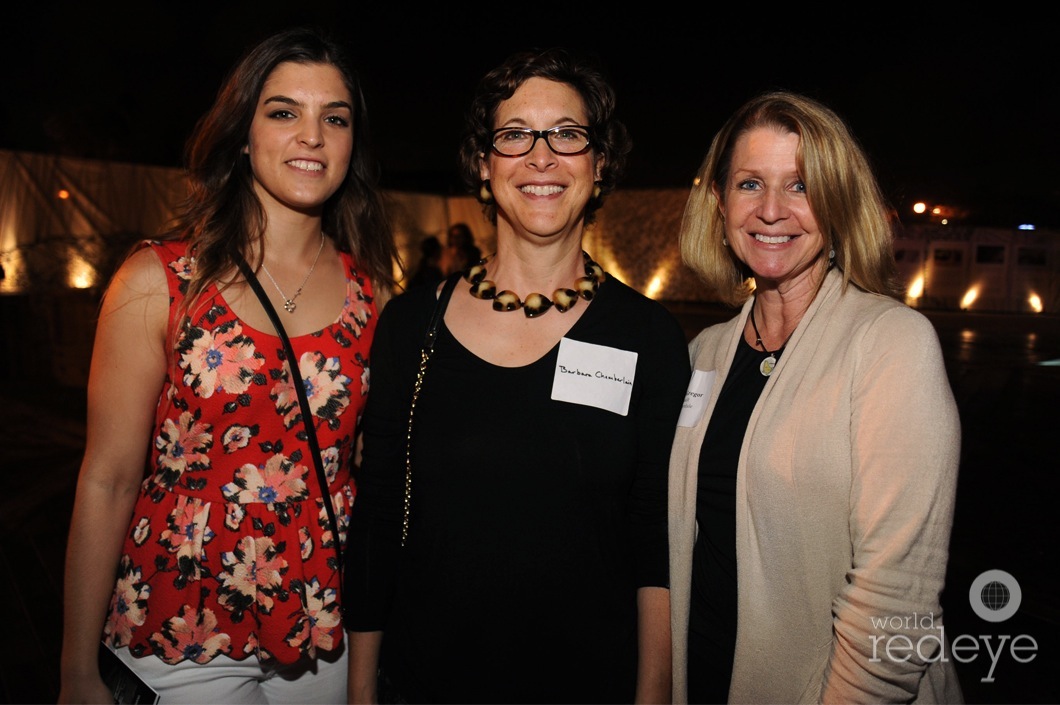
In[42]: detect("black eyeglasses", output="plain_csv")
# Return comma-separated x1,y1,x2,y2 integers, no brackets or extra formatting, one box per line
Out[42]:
490,126,592,157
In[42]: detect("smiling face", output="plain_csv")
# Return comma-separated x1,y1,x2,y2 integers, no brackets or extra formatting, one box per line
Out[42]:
245,61,354,217
479,77,603,241
716,126,826,291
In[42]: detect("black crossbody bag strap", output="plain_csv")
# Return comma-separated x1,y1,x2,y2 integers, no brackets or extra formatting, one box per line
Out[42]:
235,256,344,595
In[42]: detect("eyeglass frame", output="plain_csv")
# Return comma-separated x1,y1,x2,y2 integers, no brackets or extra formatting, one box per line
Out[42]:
489,125,593,157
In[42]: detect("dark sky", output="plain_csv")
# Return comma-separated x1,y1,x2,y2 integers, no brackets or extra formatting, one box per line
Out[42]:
4,5,1057,229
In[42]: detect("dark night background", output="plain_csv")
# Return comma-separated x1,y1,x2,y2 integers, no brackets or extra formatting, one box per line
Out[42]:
1,6,1058,704
2,4,1057,230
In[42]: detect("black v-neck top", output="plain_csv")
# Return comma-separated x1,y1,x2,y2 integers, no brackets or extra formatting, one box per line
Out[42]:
346,274,691,704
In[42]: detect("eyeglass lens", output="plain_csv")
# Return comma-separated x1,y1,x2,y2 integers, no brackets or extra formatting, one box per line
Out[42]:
492,127,590,156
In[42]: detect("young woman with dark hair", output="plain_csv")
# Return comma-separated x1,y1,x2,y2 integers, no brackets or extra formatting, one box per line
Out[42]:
59,26,397,703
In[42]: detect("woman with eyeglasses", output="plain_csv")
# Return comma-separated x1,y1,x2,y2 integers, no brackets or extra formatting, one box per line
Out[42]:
343,47,691,704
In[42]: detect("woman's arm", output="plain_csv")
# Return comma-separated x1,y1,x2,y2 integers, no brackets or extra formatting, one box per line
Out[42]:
825,308,961,702
635,586,672,704
343,289,430,703
58,248,170,704
632,308,690,704
343,291,418,626
347,630,382,704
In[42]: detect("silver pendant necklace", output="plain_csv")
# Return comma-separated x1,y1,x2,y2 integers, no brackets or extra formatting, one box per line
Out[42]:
259,234,326,313
749,293,793,377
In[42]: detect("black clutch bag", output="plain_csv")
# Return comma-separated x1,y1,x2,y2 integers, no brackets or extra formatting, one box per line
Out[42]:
98,644,159,704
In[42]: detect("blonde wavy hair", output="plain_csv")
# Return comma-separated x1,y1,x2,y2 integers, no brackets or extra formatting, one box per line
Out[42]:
679,90,900,307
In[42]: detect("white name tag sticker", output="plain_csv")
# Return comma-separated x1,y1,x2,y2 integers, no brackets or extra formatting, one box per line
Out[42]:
551,338,637,416
677,369,715,427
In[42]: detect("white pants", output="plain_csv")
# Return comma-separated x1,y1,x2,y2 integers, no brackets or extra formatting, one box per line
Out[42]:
114,644,347,704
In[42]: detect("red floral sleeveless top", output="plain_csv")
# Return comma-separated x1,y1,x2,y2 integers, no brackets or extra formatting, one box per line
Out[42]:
102,239,376,665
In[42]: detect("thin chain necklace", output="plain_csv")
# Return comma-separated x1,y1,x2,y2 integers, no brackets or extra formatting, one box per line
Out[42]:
259,234,326,313
464,250,606,318
749,293,795,377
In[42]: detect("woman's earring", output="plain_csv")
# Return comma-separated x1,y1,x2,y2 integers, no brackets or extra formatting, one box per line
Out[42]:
592,182,602,200
828,248,836,268
479,180,493,203
722,237,729,247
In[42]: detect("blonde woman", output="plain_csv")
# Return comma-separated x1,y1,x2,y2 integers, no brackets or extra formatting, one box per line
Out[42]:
669,90,962,703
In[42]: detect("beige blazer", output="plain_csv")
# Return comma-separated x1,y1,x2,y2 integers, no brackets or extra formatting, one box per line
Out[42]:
669,269,963,703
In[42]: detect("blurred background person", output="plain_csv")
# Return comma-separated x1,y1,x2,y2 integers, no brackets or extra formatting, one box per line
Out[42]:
407,235,444,289
58,26,397,704
668,90,962,703
344,47,690,704
441,221,482,276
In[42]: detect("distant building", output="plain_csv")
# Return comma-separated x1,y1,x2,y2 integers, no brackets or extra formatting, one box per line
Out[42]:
894,223,1058,313
2,150,1057,316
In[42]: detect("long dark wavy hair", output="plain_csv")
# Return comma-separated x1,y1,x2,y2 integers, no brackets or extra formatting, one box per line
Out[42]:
160,25,397,322
457,47,632,226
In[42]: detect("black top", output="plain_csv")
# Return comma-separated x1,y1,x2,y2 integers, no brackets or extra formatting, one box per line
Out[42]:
345,274,691,704
688,335,777,703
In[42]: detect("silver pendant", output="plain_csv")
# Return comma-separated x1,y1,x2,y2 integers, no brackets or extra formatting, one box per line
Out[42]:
283,299,297,313
759,355,777,377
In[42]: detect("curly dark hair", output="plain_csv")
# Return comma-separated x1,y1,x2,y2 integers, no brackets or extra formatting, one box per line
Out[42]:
457,47,632,226
159,25,398,319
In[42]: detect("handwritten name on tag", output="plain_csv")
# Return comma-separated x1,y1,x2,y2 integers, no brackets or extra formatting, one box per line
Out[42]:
677,369,715,427
551,338,638,416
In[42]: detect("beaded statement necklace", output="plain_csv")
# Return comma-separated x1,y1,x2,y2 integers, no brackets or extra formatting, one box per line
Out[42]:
748,292,795,377
464,250,606,318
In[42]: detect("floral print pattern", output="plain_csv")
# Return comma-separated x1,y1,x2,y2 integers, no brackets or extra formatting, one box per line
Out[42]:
102,239,376,666
153,411,213,489
285,577,342,653
180,319,265,399
220,454,310,508
157,495,215,586
271,351,352,431
217,535,289,617
220,423,257,453
149,605,233,665
106,556,151,648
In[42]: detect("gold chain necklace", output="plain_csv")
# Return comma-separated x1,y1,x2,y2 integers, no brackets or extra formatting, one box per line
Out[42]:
259,234,326,313
463,251,606,318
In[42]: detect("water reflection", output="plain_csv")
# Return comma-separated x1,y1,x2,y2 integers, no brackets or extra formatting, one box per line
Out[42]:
932,313,1060,368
